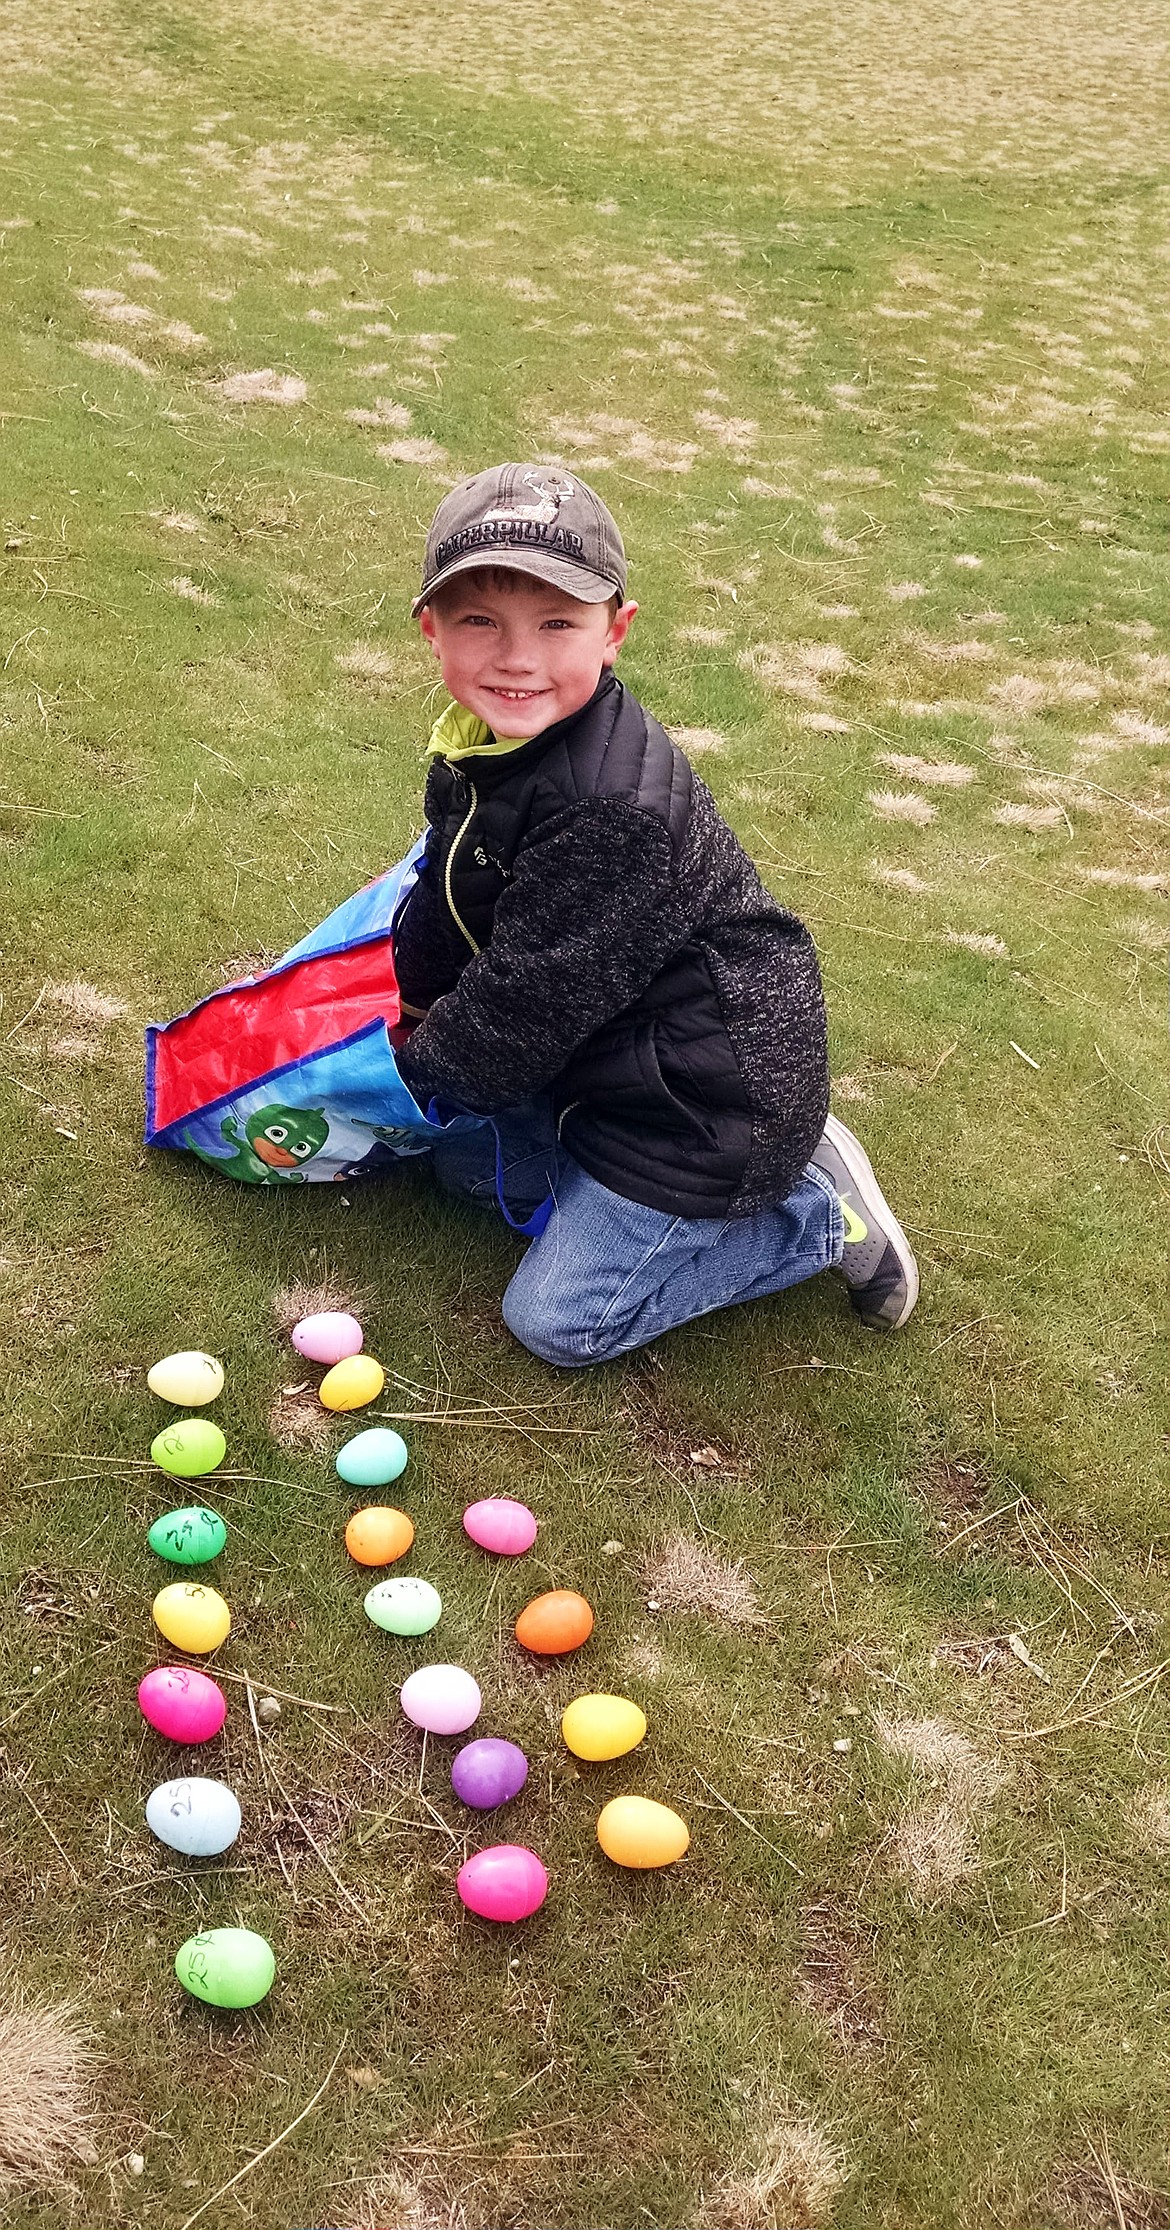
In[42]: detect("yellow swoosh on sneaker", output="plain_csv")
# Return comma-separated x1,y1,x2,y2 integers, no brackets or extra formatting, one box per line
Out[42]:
841,1195,868,1243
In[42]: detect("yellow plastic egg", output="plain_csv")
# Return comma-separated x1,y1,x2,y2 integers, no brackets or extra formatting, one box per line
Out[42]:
562,1694,647,1762
146,1350,224,1407
319,1355,385,1412
596,1795,690,1870
152,1582,231,1655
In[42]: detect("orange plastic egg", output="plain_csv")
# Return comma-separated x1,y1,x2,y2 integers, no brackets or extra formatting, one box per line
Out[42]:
344,1506,414,1567
514,1588,594,1656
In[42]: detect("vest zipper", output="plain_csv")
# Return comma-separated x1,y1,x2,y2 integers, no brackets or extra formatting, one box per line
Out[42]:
445,777,482,956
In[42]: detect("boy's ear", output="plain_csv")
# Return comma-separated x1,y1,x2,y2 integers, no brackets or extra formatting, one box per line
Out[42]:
602,600,638,668
418,605,441,656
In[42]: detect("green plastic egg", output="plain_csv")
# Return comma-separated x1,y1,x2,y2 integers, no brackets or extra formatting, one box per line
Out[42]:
364,1576,441,1636
148,1506,227,1566
151,1419,227,1479
175,1927,275,2009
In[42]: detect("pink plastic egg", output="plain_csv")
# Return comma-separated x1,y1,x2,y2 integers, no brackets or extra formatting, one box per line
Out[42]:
138,1665,227,1744
291,1311,363,1366
400,1664,482,1736
462,1497,538,1557
457,1844,548,1922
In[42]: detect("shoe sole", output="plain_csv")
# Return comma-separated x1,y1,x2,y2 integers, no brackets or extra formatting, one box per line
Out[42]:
823,1112,920,1331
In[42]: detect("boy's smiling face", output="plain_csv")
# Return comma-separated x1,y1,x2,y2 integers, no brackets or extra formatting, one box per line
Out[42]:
418,568,636,737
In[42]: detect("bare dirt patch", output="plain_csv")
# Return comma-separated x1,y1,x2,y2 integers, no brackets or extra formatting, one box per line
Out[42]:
796,1900,884,2053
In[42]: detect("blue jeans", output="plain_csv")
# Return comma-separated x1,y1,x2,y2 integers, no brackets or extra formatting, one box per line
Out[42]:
430,1099,843,1369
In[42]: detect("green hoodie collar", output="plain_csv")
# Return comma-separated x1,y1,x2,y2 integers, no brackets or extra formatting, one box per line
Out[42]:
424,700,529,762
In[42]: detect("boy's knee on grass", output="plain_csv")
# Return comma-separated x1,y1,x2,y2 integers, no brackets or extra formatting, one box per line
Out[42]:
501,1270,617,1369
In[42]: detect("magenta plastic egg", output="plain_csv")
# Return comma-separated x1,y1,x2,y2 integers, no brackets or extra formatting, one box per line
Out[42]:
462,1497,538,1556
291,1311,363,1366
457,1844,548,1922
138,1665,226,1744
451,1737,529,1811
400,1664,481,1736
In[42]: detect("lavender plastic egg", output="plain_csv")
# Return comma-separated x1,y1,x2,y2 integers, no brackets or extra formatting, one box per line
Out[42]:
457,1844,548,1923
400,1664,481,1736
291,1311,363,1366
462,1497,538,1556
451,1737,529,1811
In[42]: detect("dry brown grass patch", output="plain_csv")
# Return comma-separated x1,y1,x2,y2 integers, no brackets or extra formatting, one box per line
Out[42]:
216,368,307,405
347,2160,473,2229
868,790,937,825
268,1384,335,1453
876,1712,1005,1899
703,2110,847,2229
1129,1780,1170,1850
1046,2151,1170,2230
271,1277,367,1332
643,1533,764,1627
0,2003,97,2197
44,978,128,1024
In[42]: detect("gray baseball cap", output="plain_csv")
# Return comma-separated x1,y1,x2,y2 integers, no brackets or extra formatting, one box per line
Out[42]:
412,462,627,615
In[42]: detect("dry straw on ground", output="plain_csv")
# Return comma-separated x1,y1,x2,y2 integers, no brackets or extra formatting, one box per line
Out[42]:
703,2110,848,2229
643,1533,764,1627
0,2003,97,2197
875,1713,1005,1899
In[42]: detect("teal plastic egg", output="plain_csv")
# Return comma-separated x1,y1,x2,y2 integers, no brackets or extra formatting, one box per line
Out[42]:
335,1428,409,1489
175,1927,275,2009
148,1506,227,1566
364,1576,441,1636
151,1419,226,1479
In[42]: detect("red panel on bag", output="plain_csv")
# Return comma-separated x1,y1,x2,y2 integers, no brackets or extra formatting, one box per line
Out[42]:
151,935,401,1133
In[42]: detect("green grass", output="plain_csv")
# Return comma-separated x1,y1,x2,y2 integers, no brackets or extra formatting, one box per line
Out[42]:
1,0,1167,2223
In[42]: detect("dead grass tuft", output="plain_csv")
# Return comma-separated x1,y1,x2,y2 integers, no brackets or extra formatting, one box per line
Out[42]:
170,575,218,606
44,979,128,1024
643,1533,764,1627
670,726,726,756
1129,1781,1170,1850
870,863,933,893
704,2111,847,2229
868,790,937,826
0,2003,97,2197
1047,2152,1170,2230
216,368,307,405
943,929,1008,958
268,1386,334,1453
76,339,155,376
875,1712,1003,1806
876,1712,1004,1897
347,2159,472,2229
889,1799,974,1896
994,801,1064,831
336,643,397,685
376,437,449,466
877,752,975,787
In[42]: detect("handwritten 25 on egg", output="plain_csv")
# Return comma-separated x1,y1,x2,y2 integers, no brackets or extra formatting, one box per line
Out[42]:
175,1927,275,2009
147,1777,241,1857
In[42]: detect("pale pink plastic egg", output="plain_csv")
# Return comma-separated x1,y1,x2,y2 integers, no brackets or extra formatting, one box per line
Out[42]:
462,1497,538,1556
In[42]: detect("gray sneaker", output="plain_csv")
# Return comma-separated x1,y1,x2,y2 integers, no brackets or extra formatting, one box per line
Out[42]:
810,1113,919,1331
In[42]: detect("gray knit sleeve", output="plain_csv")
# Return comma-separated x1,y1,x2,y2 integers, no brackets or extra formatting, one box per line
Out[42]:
398,801,682,1114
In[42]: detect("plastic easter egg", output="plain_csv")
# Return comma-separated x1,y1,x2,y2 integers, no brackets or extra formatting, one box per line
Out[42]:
597,1795,690,1870
344,1505,414,1567
365,1576,441,1636
514,1589,594,1656
319,1355,384,1412
147,1350,224,1407
457,1844,548,1923
148,1505,226,1567
292,1311,363,1366
146,1777,241,1857
175,1927,275,2009
562,1694,647,1763
336,1428,408,1489
451,1738,529,1811
151,1418,226,1479
400,1663,481,1736
463,1497,538,1556
138,1665,226,1743
153,1582,231,1655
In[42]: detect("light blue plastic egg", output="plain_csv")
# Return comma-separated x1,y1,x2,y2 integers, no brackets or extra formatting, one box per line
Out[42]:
336,1428,409,1489
146,1777,242,1857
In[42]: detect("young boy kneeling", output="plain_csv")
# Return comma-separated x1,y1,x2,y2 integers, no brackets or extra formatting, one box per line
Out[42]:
391,463,918,1367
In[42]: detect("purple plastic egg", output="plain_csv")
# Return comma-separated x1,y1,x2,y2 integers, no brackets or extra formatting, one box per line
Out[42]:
400,1663,482,1736
138,1665,227,1744
462,1496,538,1557
457,1844,548,1923
451,1737,529,1811
291,1310,363,1366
